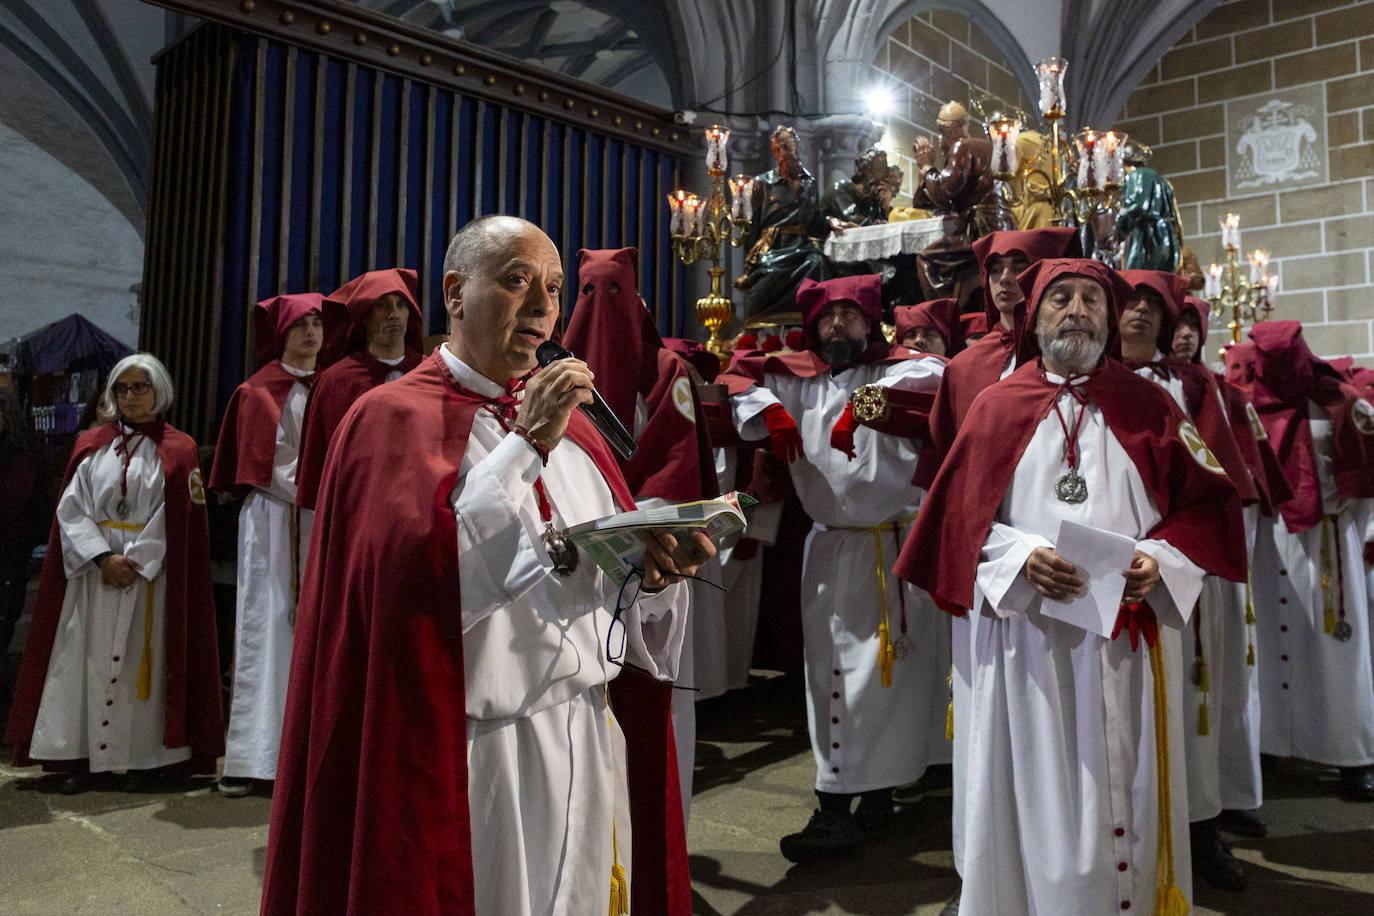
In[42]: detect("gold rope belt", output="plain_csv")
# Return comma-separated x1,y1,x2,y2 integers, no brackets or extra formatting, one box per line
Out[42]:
288,506,301,626
99,520,154,701
834,513,919,688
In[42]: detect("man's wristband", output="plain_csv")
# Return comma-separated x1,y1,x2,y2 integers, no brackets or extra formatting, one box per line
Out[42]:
511,424,550,465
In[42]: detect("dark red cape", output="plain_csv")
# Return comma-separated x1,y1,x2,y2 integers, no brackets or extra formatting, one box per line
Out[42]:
294,349,422,509
1218,378,1293,517
911,327,1015,488
1250,321,1374,533
6,422,224,771
209,362,314,498
1141,360,1259,505
261,350,690,916
895,358,1246,611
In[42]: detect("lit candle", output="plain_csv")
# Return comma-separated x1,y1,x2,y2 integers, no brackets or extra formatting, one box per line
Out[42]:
1220,213,1241,250
1206,263,1223,298
705,125,730,173
667,190,688,236
989,119,1020,176
1102,131,1122,185
1264,274,1279,303
1248,250,1269,284
1077,130,1097,189
1036,57,1067,118
730,175,754,221
684,194,704,236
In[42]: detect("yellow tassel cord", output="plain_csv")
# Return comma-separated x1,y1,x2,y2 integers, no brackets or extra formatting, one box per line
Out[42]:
839,515,917,688
946,668,955,741
873,527,896,687
1149,640,1190,916
609,820,629,916
137,580,153,700
1320,516,1337,634
1244,577,1255,667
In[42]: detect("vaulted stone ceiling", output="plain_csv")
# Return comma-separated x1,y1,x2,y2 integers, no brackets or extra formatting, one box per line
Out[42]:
0,0,1227,228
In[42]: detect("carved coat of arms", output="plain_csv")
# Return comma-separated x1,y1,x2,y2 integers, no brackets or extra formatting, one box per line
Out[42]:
1227,87,1327,196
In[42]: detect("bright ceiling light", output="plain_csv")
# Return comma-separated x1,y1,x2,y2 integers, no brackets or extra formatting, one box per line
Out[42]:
863,86,895,119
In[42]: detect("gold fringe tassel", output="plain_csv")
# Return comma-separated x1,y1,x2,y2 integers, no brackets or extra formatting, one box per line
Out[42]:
873,528,895,687
1197,701,1210,737
609,820,629,916
288,505,301,627
1321,517,1337,634
1149,640,1190,916
946,669,954,741
136,580,153,700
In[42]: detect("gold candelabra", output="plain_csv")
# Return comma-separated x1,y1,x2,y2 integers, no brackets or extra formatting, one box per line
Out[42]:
1206,212,1278,361
667,126,753,364
985,59,1127,228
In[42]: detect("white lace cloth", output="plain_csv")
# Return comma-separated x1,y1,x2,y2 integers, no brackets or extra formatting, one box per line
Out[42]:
822,217,945,262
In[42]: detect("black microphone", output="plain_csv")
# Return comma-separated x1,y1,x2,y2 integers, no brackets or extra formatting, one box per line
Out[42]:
535,341,639,460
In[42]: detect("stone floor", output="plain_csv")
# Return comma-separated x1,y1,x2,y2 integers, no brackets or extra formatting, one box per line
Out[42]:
2,658,1372,914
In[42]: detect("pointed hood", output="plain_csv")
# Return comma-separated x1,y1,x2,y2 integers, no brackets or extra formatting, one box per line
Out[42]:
253,293,324,370
1014,258,1135,367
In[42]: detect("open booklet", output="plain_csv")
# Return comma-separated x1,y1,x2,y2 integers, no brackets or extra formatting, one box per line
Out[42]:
565,491,757,587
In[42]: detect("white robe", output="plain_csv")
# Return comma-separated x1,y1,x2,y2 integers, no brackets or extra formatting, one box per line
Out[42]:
222,364,314,781
959,375,1200,916
734,355,950,794
1255,403,1374,767
30,425,192,774
1133,358,1251,822
442,347,688,916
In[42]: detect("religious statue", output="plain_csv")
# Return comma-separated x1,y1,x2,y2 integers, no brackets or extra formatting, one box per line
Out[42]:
821,147,898,232
1009,129,1055,230
734,125,830,321
1115,140,1184,271
911,101,1014,308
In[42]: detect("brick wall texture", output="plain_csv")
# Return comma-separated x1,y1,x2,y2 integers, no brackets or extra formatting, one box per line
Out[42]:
1117,0,1374,363
869,11,1028,202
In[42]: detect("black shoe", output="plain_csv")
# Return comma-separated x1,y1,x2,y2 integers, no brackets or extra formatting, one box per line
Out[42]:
59,772,92,795
1339,765,1374,802
1216,807,1267,838
854,790,896,834
119,771,148,793
779,808,864,863
1190,819,1246,891
218,776,254,797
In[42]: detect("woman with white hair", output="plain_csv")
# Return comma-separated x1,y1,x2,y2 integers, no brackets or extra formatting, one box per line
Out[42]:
5,353,224,794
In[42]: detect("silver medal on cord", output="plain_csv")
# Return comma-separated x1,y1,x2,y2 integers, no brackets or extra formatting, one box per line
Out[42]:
1055,468,1088,504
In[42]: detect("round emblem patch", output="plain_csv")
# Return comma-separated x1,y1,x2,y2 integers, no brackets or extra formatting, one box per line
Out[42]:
1353,398,1374,437
1244,401,1267,441
188,467,207,505
1179,420,1225,474
672,376,695,422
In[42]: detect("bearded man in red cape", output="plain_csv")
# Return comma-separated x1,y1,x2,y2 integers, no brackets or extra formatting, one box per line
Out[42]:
718,273,949,862
260,215,710,915
895,258,1246,916
294,267,424,510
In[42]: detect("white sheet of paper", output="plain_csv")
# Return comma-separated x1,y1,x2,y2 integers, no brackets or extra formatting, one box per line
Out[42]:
1038,520,1137,638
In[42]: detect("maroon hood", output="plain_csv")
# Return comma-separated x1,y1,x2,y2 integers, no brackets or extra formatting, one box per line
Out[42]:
972,227,1081,329
563,247,660,430
894,298,959,354
796,274,888,362
322,268,423,362
1119,269,1191,356
1178,296,1211,365
254,293,324,370
1014,258,1135,367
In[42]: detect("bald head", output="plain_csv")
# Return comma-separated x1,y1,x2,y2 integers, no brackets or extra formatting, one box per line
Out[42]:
443,214,544,281
442,215,564,384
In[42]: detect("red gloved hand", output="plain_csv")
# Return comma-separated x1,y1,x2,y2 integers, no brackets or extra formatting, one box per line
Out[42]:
830,401,858,460
763,403,803,463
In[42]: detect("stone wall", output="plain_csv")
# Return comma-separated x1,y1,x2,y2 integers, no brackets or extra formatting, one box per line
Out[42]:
870,10,1029,202
1117,0,1374,363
